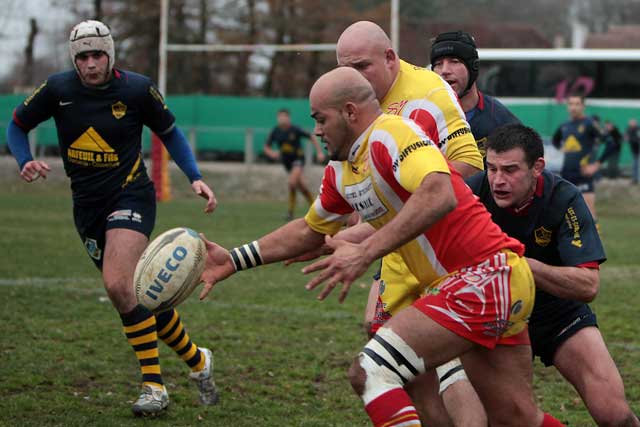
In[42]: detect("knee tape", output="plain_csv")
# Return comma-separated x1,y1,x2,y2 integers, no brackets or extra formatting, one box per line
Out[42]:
359,327,426,404
435,358,468,394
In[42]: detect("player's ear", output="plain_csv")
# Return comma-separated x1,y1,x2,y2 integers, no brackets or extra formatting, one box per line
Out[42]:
384,48,396,65
532,157,545,177
343,102,358,122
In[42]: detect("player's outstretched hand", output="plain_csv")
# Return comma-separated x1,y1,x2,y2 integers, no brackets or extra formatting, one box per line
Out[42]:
316,151,326,163
20,160,51,183
283,243,333,266
302,235,372,303
191,180,217,213
198,234,235,300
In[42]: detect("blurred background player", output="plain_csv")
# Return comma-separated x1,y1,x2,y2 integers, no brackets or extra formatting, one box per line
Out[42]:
602,119,623,179
625,118,640,184
263,108,325,220
335,21,484,425
552,94,615,222
430,30,520,158
467,124,639,427
6,20,218,416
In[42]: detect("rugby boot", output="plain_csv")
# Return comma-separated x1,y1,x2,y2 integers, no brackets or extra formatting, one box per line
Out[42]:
189,347,219,405
131,384,169,416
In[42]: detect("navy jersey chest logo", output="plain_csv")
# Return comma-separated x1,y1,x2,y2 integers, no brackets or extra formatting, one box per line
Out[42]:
534,226,552,247
111,101,127,119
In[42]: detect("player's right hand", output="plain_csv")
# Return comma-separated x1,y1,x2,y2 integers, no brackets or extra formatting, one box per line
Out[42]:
198,234,236,300
20,160,51,183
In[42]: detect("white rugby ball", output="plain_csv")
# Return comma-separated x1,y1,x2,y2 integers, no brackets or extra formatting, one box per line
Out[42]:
133,227,207,313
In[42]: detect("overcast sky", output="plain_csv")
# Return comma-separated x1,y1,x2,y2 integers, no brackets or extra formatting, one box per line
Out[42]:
0,0,76,79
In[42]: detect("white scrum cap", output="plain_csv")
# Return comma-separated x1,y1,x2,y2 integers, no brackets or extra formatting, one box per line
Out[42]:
69,20,115,74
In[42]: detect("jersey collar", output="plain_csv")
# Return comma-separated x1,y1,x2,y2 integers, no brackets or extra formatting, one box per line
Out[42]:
348,115,381,162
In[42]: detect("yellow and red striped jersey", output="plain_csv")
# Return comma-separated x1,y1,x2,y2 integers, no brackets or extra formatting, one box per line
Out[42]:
381,60,483,171
305,114,522,286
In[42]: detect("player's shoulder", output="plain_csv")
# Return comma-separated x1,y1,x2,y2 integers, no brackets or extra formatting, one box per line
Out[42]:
41,70,78,92
399,60,448,90
114,69,153,89
480,93,520,124
543,170,582,207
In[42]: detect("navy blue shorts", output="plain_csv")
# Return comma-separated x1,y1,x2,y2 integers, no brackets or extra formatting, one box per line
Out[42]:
73,180,156,270
282,154,304,172
563,174,595,193
529,301,598,366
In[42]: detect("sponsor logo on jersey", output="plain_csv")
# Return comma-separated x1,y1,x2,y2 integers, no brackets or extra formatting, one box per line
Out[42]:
565,207,583,247
534,226,552,247
392,140,432,171
111,101,127,119
84,237,102,261
386,100,408,116
67,127,119,167
476,136,487,158
563,135,582,153
344,176,388,221
24,81,47,106
149,86,168,110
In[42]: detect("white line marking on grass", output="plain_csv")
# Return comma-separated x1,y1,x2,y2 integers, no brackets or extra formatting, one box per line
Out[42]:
0,277,97,286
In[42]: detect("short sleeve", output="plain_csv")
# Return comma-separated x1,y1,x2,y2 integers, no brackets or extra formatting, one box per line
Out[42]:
295,126,311,139
304,163,352,236
370,119,450,194
142,81,176,135
556,190,606,266
13,80,56,131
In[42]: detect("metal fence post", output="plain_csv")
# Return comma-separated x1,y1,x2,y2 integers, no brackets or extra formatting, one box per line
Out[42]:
245,128,254,165
188,127,197,157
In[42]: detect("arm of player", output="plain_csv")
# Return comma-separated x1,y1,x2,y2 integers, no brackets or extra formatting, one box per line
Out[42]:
449,159,481,179
303,172,456,302
199,218,326,299
526,258,599,302
158,126,217,213
309,134,326,163
283,221,376,265
7,120,51,182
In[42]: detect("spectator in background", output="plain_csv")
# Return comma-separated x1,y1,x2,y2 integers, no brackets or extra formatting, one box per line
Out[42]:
602,120,622,179
625,119,640,184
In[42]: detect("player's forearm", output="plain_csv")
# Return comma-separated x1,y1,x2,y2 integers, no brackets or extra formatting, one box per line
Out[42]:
256,218,327,264
7,120,34,170
526,258,599,302
159,126,202,182
333,222,375,244
362,172,456,262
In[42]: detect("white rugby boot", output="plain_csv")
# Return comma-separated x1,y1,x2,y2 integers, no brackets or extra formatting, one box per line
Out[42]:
131,384,169,416
189,347,219,405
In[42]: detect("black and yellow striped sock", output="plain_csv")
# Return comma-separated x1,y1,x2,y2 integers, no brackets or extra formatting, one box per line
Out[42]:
121,305,163,388
155,309,205,372
288,189,297,216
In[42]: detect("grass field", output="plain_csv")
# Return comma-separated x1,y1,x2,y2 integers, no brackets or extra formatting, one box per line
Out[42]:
1,171,639,427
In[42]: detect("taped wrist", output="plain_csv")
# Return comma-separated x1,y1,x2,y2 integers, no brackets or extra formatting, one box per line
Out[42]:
229,240,263,271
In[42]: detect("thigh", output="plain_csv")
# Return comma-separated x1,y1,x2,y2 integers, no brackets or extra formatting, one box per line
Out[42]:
102,228,149,291
289,163,304,183
553,326,627,408
461,344,540,425
73,203,108,270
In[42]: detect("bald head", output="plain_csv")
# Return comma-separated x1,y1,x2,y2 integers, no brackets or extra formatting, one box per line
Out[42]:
310,67,377,111
336,21,399,101
310,67,381,161
337,21,392,55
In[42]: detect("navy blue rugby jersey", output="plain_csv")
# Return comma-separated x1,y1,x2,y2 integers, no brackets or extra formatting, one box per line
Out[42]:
552,116,601,181
265,125,310,158
13,69,175,205
466,92,520,158
466,169,606,315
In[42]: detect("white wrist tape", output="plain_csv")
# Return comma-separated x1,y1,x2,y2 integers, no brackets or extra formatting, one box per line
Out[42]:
230,240,263,271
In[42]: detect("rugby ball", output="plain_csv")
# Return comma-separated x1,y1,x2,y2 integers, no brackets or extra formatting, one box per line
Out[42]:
133,227,207,313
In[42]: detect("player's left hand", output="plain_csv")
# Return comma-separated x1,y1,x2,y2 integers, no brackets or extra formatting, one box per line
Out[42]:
302,235,372,303
191,180,217,213
581,162,600,178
